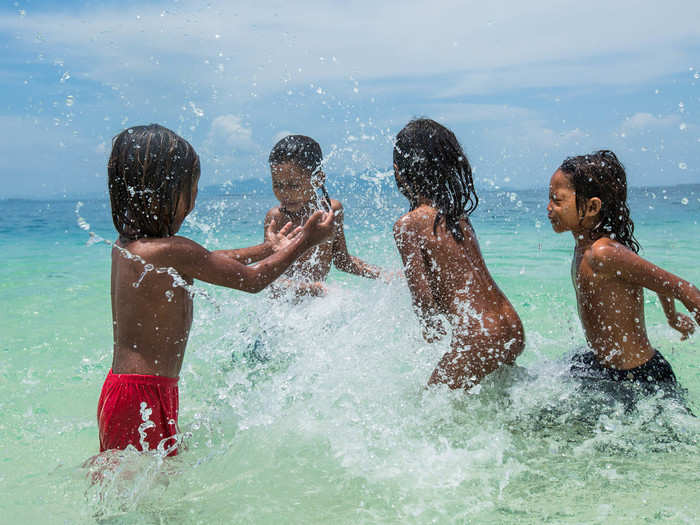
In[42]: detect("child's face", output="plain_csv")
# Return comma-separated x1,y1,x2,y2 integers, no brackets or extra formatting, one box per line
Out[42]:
271,162,317,212
173,171,200,232
547,170,581,233
393,163,413,200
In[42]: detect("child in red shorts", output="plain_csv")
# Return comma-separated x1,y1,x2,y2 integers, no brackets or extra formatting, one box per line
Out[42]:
100,124,335,455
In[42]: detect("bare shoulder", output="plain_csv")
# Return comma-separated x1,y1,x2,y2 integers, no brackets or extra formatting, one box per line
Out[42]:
586,237,637,274
393,208,432,243
589,237,627,261
329,198,344,216
119,235,207,266
265,205,283,221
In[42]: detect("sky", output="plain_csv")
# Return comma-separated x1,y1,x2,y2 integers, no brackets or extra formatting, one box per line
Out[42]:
0,0,699,198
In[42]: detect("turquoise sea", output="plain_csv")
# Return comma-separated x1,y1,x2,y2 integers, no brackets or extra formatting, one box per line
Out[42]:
1,178,699,524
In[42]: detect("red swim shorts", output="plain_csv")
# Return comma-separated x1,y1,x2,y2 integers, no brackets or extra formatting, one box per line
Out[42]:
97,369,180,456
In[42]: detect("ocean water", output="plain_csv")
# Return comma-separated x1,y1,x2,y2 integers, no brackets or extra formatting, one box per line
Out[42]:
1,180,699,524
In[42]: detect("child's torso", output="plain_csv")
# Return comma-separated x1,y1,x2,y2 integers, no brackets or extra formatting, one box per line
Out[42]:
573,240,655,369
111,239,194,377
270,203,339,282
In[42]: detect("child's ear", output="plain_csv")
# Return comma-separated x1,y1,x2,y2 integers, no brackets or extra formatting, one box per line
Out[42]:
586,197,602,218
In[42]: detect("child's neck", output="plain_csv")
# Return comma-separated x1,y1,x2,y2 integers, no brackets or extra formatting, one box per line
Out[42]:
572,216,602,251
415,196,435,208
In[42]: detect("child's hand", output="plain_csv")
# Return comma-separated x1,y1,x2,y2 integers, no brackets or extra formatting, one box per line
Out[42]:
680,285,700,329
305,281,328,297
265,219,303,253
302,209,335,247
422,316,447,343
669,312,695,340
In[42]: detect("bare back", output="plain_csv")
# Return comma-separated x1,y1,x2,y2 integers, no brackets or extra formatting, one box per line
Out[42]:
407,207,520,339
394,205,524,388
111,238,194,378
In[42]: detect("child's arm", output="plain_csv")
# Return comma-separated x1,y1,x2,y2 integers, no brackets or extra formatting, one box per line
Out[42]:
172,210,334,293
592,240,700,330
331,201,384,279
393,216,447,342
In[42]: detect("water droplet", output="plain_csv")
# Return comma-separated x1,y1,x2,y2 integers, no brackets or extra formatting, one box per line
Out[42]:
65,95,74,107
695,72,700,79
680,122,687,131
189,102,204,117
681,197,689,205
60,72,70,83
678,162,688,170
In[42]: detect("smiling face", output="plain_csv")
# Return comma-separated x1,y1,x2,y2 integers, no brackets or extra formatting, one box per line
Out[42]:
547,169,582,234
271,162,319,212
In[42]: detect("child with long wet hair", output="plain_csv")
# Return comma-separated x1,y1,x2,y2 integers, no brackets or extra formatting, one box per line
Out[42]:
547,150,700,395
99,124,334,456
264,134,385,298
393,118,524,389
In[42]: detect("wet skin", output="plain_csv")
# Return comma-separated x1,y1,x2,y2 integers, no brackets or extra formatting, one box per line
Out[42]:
547,169,699,370
393,203,525,389
111,182,336,378
265,162,382,296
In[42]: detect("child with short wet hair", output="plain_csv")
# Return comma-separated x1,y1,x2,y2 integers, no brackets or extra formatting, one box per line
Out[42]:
547,150,700,391
100,124,334,455
392,118,525,389
264,134,384,297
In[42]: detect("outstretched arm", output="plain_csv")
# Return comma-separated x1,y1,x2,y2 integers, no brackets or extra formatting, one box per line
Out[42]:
393,217,446,342
331,202,384,279
172,210,334,293
592,241,700,328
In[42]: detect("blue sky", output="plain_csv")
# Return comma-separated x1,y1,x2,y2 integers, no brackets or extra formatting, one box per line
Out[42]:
1,0,698,198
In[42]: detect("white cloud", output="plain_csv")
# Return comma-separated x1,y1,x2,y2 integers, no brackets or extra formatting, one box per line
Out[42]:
2,0,698,97
206,115,254,150
619,113,681,135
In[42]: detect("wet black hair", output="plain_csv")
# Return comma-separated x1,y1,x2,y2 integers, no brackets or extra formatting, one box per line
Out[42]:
393,118,478,241
268,134,330,210
559,149,640,253
108,124,200,240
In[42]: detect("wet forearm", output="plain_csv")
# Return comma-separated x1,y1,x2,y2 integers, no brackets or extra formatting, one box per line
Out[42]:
337,255,382,278
657,293,677,319
213,243,273,265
